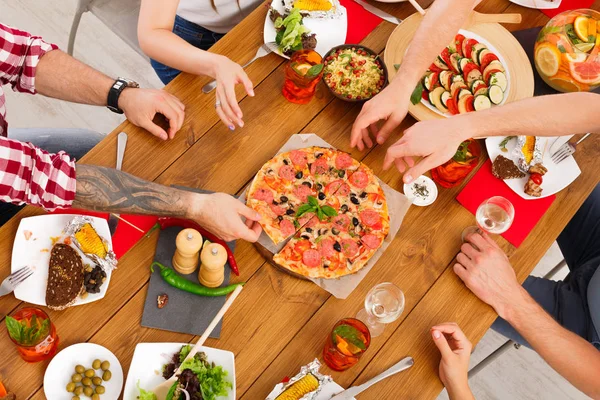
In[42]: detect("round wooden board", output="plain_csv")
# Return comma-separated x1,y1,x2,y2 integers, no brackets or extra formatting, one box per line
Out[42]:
384,13,534,122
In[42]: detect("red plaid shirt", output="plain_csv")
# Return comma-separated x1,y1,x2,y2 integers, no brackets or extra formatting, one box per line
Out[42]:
0,23,76,210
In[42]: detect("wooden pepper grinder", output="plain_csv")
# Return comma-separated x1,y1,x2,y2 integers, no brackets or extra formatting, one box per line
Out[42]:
172,228,203,274
199,242,227,287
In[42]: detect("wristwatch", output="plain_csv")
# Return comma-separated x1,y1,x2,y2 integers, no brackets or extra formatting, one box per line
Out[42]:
107,77,139,114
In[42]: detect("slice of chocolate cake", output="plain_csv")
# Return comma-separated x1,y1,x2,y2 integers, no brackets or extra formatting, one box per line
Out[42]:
46,244,84,310
492,155,526,180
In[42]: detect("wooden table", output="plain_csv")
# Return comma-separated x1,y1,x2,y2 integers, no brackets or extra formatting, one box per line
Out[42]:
1,0,599,398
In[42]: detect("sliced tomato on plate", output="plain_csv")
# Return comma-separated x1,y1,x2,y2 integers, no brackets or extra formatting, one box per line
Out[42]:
480,53,499,71
473,82,487,93
484,68,503,83
430,72,440,88
429,63,443,73
422,88,429,101
440,48,452,67
455,34,466,57
465,96,475,112
462,62,479,81
464,38,479,59
446,98,459,115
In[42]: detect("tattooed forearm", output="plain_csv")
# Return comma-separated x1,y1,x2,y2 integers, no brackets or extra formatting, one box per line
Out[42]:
72,164,195,217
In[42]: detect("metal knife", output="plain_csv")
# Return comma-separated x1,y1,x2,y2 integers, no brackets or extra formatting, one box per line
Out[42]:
329,356,414,400
108,132,128,236
353,0,402,25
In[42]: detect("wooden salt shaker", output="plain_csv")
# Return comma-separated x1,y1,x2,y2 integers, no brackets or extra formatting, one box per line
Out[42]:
172,228,203,274
199,243,227,287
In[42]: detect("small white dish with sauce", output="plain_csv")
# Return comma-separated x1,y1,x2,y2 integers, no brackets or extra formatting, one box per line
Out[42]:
403,176,438,207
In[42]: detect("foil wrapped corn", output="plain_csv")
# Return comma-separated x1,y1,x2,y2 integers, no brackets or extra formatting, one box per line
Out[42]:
293,0,332,11
65,216,117,271
276,374,320,400
266,359,332,400
283,0,343,18
513,136,543,173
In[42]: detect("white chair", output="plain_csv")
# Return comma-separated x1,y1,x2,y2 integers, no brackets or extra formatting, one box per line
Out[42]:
67,0,147,60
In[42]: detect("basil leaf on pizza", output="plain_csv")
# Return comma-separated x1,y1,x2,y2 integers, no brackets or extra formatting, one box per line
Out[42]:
321,205,338,217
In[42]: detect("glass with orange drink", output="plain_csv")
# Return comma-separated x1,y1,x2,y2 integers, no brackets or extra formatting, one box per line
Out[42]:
322,318,371,371
6,307,60,363
534,9,600,92
282,50,324,104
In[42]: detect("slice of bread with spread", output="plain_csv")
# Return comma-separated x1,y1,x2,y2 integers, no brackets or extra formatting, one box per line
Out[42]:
492,155,526,180
46,244,84,310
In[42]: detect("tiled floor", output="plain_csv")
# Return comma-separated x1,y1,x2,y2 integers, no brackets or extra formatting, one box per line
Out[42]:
0,1,591,399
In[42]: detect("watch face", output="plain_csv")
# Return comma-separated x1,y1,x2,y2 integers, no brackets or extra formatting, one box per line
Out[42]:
118,77,140,88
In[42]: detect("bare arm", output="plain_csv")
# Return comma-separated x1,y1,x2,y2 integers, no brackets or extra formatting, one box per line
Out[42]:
505,288,600,399
138,0,253,130
35,50,185,140
455,233,600,399
383,92,600,181
72,164,262,242
351,0,481,149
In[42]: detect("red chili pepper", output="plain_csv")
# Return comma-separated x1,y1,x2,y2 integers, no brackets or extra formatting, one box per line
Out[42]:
147,217,240,276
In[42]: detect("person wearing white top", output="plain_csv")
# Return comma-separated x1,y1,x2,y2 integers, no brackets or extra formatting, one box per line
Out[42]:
138,0,263,132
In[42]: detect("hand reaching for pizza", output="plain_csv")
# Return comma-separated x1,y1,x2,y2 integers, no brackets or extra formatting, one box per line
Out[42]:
194,193,263,242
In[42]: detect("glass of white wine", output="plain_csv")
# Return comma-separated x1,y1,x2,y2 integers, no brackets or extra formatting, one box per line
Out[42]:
462,196,515,240
356,282,405,338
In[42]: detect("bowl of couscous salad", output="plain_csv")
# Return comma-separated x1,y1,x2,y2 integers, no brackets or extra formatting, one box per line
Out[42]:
322,45,388,102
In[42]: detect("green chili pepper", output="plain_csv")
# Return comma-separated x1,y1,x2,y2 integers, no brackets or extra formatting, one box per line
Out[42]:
150,262,243,297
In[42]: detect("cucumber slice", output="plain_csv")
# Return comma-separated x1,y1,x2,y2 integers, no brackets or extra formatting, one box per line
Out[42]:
441,90,451,107
467,68,483,85
489,72,508,92
474,87,489,97
473,95,492,111
450,53,462,72
459,58,470,71
488,85,504,105
430,87,448,113
469,79,486,91
434,56,449,70
452,74,465,83
440,71,452,91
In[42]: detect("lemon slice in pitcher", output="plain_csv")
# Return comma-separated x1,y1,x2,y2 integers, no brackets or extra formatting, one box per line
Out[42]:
574,16,590,42
535,43,561,77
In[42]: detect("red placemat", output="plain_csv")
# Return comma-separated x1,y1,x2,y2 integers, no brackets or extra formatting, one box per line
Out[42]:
341,0,383,44
541,0,594,18
456,160,556,247
51,209,157,259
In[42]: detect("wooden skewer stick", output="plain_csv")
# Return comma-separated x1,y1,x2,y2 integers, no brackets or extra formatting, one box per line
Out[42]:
110,214,145,233
408,0,426,15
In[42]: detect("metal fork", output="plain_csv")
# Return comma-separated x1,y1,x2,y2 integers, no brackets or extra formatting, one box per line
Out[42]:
201,41,278,94
0,266,34,297
551,133,591,164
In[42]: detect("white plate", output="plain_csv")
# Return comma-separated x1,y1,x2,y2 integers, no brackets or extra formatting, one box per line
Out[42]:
44,343,123,399
485,136,581,200
11,214,113,307
403,175,438,206
263,2,348,59
509,0,562,10
123,343,236,400
421,29,511,118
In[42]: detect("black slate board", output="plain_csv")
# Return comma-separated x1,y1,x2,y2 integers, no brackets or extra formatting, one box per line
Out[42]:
141,189,235,339
511,27,600,96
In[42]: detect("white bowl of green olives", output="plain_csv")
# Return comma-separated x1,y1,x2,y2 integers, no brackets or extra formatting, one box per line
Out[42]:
44,343,123,400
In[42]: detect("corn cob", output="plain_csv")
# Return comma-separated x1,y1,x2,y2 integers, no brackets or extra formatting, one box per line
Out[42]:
522,136,536,164
293,0,332,11
276,374,320,400
74,223,107,258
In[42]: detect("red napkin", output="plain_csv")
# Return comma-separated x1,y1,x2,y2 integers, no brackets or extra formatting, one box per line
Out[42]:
456,160,555,247
340,0,383,44
541,0,595,18
51,209,158,259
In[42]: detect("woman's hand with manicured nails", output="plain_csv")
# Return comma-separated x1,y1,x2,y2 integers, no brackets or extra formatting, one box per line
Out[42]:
212,55,255,131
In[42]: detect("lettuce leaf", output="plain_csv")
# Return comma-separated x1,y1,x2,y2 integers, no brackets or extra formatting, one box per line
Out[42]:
180,357,232,400
136,381,157,400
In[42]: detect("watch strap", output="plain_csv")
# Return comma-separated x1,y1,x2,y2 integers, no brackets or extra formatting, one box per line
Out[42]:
107,79,128,114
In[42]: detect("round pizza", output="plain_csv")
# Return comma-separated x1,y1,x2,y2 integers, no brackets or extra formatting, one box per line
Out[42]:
247,146,389,279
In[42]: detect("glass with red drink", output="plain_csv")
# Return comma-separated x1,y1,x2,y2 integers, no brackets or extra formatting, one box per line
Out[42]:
6,307,59,363
431,138,481,188
322,318,370,371
282,50,324,104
